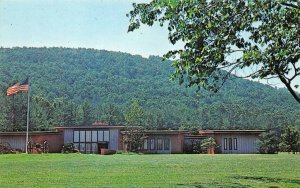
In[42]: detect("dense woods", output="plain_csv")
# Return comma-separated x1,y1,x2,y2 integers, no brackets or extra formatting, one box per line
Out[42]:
0,47,299,131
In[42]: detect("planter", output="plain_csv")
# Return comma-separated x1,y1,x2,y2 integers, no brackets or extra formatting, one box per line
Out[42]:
100,149,116,155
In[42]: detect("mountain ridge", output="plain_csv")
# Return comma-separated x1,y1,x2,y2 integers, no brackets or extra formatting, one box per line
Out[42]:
0,47,299,131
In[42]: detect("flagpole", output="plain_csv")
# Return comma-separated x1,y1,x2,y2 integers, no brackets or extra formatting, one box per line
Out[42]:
25,83,30,154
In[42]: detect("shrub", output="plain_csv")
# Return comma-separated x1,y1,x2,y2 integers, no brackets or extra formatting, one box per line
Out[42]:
61,143,79,154
257,131,280,154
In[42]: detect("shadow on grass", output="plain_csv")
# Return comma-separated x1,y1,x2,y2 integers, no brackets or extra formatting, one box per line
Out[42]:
232,176,300,186
177,181,249,188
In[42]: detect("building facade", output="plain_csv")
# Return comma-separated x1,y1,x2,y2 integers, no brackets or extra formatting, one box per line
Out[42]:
198,130,265,154
0,124,264,154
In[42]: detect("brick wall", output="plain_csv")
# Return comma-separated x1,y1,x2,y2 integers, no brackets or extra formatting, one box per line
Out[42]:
30,132,63,153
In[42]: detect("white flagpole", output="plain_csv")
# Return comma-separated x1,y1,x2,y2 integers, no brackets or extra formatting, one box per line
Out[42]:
25,82,30,154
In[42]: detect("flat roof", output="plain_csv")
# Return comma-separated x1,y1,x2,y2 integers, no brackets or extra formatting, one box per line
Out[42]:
55,126,127,129
144,130,188,134
199,130,265,134
184,135,208,139
0,131,60,136
120,130,189,135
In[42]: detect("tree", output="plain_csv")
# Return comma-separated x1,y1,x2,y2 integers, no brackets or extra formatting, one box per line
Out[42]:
81,100,93,126
280,126,300,154
257,130,280,154
122,127,145,152
128,0,300,103
200,137,218,152
124,100,145,152
125,99,144,127
101,103,124,126
30,96,53,130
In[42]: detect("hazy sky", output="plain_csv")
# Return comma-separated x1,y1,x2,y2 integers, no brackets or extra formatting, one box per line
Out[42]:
0,0,178,57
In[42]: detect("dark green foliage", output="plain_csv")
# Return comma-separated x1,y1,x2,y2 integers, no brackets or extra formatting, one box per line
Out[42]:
122,128,145,152
61,143,79,154
0,47,299,131
200,137,218,151
128,0,300,103
81,100,93,126
125,99,144,127
280,126,300,154
96,103,124,126
257,131,280,154
184,137,218,154
191,140,207,154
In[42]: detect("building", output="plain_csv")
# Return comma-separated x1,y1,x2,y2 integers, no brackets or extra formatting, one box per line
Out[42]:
56,125,124,154
197,130,265,154
132,130,188,154
0,131,63,153
0,123,265,154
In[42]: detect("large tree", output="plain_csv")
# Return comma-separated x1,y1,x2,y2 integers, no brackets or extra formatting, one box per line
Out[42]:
280,126,300,154
128,0,300,103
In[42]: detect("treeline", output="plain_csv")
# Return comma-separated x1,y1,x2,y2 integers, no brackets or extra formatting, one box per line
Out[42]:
0,47,299,131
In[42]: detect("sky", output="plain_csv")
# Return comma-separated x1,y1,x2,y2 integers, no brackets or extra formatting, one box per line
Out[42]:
0,0,178,57
0,0,298,92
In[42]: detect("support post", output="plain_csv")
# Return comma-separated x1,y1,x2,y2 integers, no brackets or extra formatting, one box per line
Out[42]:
25,86,30,154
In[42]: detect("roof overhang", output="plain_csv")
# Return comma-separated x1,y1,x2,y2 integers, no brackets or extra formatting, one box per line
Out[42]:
199,130,266,134
0,131,60,136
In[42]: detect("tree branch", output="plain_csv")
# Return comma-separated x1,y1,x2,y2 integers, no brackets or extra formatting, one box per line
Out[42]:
281,3,300,9
275,70,300,103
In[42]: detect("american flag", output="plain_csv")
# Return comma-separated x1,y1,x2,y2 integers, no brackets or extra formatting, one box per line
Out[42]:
6,78,29,96
19,78,29,92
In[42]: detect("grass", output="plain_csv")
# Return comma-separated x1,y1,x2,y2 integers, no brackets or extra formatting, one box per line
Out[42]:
0,153,299,188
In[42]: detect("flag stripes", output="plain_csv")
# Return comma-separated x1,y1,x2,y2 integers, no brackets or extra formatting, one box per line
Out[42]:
6,83,20,96
19,78,29,92
6,78,29,96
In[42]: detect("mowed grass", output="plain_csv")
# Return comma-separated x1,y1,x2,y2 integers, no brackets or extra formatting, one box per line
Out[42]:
0,153,299,188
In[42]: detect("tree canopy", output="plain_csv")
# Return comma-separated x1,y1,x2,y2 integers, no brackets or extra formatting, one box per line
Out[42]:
0,47,299,131
128,0,300,103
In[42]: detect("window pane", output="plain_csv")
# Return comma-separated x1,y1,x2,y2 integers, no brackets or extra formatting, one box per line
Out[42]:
92,131,98,142
91,143,98,154
157,139,163,150
80,131,85,142
79,143,85,153
234,138,238,150
74,131,80,142
104,131,109,141
150,139,155,150
164,139,170,150
86,131,91,142
229,138,232,150
98,131,104,141
74,143,79,150
224,138,227,150
86,143,91,154
143,139,148,150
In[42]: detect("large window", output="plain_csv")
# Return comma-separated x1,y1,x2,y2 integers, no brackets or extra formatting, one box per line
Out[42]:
164,138,170,151
143,139,148,150
150,139,155,150
228,138,232,150
157,139,163,150
233,138,238,150
73,130,110,153
224,138,227,150
143,138,170,151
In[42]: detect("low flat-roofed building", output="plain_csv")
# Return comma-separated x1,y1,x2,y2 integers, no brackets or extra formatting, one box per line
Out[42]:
198,130,265,154
0,123,265,154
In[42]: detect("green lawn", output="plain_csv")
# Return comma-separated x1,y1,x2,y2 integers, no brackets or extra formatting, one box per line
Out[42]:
0,153,299,188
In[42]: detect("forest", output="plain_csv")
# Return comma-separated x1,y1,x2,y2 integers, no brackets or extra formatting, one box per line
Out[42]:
0,47,299,131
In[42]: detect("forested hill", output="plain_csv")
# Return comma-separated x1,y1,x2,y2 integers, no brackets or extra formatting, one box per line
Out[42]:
0,47,299,131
